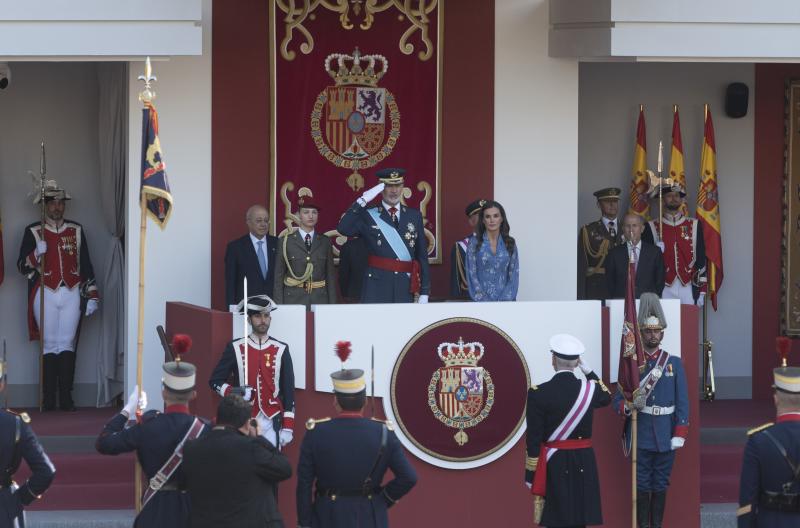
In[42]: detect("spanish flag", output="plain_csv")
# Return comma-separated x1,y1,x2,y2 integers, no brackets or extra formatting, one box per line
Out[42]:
696,107,724,310
141,102,173,228
669,106,688,215
628,106,650,218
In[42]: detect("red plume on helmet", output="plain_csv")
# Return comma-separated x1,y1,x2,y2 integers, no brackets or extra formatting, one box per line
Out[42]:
172,334,193,360
335,341,352,368
776,336,792,368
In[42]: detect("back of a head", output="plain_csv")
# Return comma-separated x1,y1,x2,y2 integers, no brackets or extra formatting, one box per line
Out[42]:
216,394,251,429
336,390,367,412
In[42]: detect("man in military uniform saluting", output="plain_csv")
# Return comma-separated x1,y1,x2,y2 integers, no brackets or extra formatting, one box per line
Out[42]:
737,350,800,527
0,353,55,526
95,334,208,528
273,195,337,307
613,294,689,528
450,199,484,299
525,334,611,527
296,343,417,528
577,187,624,300
337,168,430,304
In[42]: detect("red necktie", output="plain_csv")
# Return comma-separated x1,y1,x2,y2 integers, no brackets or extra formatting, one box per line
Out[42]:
388,206,398,227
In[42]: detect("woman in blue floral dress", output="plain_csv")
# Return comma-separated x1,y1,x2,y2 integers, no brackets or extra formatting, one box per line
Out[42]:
465,200,519,301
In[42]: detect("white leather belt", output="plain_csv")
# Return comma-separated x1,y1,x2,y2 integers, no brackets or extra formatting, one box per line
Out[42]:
642,405,674,416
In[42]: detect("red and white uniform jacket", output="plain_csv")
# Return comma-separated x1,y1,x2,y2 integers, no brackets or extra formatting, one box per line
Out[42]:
17,220,98,340
209,335,295,431
648,213,706,291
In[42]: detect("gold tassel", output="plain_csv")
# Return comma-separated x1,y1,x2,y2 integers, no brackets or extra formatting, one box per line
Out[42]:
533,495,545,525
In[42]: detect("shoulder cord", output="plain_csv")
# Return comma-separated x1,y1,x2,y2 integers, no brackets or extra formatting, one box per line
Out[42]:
281,232,314,285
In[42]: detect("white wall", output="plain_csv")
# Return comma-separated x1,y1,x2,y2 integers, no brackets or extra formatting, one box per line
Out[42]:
0,62,110,406
125,0,211,409
578,62,754,397
495,0,580,301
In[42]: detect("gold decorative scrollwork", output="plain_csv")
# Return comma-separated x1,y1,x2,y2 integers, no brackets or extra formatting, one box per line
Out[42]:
276,0,438,61
397,180,435,255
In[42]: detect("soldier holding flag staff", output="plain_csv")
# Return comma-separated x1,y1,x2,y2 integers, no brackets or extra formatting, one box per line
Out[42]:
337,168,430,304
525,334,611,527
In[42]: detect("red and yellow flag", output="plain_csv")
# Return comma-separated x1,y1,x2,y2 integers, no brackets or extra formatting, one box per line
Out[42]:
696,107,724,310
669,106,688,215
628,107,650,218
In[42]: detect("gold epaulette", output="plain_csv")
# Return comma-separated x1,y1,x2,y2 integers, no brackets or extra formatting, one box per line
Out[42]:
525,456,538,471
736,504,752,517
371,418,395,431
747,422,773,436
7,410,31,424
306,417,331,430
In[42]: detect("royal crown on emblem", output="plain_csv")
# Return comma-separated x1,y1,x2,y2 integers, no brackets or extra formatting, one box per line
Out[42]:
324,47,388,88
437,338,485,367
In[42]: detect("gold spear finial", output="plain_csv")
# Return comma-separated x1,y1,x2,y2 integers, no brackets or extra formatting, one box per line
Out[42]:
138,56,157,104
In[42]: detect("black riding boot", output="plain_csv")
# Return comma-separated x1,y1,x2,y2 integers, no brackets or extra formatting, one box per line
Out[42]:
57,351,77,411
651,490,667,528
637,490,651,528
42,354,58,411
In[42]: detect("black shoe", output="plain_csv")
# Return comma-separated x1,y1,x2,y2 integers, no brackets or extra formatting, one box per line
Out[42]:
651,490,667,528
637,490,651,528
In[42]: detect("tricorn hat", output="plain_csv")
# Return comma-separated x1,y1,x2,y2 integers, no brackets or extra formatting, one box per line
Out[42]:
237,295,278,317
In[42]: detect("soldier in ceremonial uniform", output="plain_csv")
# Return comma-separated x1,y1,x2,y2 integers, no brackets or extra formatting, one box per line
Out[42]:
643,184,707,305
337,168,430,304
525,334,611,527
577,187,624,300
0,354,55,527
737,362,800,527
209,295,295,448
96,334,208,528
613,294,689,528
17,185,99,411
296,345,417,528
450,199,484,299
273,195,337,307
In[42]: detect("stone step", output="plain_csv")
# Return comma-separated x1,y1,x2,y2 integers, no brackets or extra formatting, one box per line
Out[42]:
26,510,135,528
700,503,736,528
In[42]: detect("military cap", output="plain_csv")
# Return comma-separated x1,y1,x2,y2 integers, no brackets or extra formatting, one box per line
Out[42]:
237,295,278,316
331,368,366,394
162,334,196,393
549,333,585,360
593,187,622,201
297,194,321,212
774,367,800,394
376,167,405,185
465,199,487,218
638,293,667,330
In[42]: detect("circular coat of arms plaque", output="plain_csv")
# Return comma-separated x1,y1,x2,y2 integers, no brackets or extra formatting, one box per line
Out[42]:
387,317,530,468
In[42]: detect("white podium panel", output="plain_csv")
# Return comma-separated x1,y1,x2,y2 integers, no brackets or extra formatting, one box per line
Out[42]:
607,298,682,384
313,301,602,396
231,304,307,389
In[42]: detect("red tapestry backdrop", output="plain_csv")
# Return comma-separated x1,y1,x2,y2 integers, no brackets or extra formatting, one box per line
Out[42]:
390,318,529,463
271,1,442,261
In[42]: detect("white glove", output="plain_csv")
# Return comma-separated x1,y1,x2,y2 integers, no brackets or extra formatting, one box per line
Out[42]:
229,304,238,313
242,387,254,402
670,436,685,450
123,386,148,417
35,241,48,257
279,428,294,446
656,241,665,252
418,295,429,304
578,358,592,375
696,293,705,307
359,182,385,205
85,299,99,316
525,482,532,489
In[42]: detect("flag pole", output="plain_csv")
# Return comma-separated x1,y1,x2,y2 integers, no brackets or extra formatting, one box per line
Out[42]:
37,141,47,412
631,409,638,528
657,141,664,241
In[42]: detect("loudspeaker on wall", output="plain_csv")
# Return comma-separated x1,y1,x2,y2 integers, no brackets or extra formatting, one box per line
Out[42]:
725,82,749,118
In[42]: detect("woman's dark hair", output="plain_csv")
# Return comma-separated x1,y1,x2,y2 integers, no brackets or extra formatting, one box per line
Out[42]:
475,200,515,256
217,394,252,429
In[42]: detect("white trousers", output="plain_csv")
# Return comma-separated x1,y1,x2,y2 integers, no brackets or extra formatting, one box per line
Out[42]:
662,279,695,305
33,286,81,355
255,411,279,447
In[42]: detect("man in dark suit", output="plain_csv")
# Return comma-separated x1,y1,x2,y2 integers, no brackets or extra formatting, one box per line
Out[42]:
337,168,430,304
525,334,611,526
338,236,367,303
225,204,278,309
606,213,665,299
0,355,55,526
296,357,417,528
273,196,337,307
737,363,800,527
183,394,292,528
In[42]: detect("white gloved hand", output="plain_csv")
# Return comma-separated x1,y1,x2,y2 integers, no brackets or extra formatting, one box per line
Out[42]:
578,358,592,375
242,387,254,402
123,386,148,417
656,241,665,252
279,428,294,446
229,304,238,313
418,295,429,304
35,241,48,257
670,436,685,450
359,182,385,205
85,299,99,316
525,481,532,489
696,293,705,307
